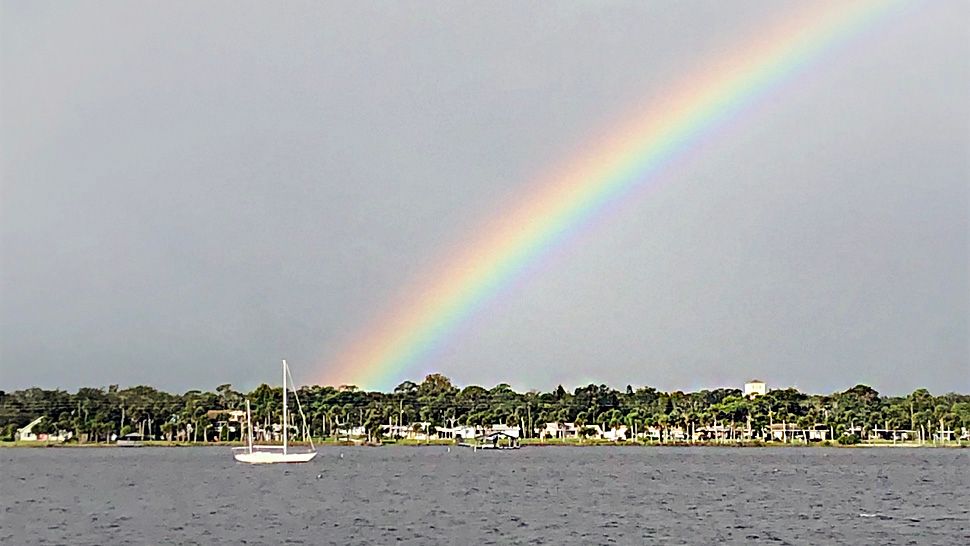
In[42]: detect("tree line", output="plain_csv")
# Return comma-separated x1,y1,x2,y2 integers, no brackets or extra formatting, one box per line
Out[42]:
2,374,968,443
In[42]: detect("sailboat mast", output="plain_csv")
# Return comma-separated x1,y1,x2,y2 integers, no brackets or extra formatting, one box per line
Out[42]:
246,399,254,454
282,359,288,454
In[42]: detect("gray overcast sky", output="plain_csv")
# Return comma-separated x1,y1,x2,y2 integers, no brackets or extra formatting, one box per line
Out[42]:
1,1,967,395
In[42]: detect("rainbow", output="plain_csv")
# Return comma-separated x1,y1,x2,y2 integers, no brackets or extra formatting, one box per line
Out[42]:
319,1,904,390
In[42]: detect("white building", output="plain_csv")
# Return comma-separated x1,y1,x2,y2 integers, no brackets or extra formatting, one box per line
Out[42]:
434,425,478,441
538,422,628,441
381,422,434,441
769,423,829,442
15,417,46,441
744,379,767,398
15,416,72,443
538,422,579,439
335,425,367,438
602,425,629,442
636,426,687,442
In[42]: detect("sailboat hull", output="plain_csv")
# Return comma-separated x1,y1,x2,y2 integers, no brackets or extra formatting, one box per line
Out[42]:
233,450,317,464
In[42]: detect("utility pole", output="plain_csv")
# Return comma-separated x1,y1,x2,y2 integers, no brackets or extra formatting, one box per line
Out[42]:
527,405,532,439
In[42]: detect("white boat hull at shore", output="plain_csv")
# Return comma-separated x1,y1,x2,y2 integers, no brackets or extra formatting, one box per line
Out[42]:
458,442,520,450
116,433,145,447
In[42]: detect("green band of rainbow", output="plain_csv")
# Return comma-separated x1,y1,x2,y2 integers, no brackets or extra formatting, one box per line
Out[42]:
319,1,904,390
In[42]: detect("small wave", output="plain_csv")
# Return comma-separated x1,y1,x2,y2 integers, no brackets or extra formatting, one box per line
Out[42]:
859,513,893,520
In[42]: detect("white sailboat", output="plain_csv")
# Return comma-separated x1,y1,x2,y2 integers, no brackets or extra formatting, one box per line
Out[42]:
233,360,317,464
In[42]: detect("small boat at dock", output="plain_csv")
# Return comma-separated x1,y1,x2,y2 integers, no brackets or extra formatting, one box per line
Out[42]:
458,431,520,450
116,433,145,447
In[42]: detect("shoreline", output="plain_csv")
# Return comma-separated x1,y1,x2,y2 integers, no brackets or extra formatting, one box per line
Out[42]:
2,440,965,449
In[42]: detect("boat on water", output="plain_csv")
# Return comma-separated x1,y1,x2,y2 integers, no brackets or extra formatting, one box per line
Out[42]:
116,433,145,447
458,431,520,450
232,360,317,464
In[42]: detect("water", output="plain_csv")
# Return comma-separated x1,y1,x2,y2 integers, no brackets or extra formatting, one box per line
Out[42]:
2,446,967,545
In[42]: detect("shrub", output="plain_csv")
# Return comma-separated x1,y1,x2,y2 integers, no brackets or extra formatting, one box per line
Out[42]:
837,434,860,445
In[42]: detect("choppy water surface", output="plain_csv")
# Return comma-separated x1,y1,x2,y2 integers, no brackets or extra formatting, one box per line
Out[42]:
2,446,967,545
